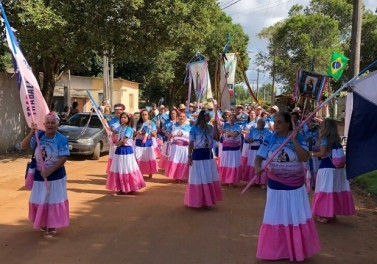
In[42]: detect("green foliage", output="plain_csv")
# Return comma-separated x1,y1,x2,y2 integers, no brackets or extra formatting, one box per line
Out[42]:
355,170,377,198
256,0,357,94
0,0,249,107
360,10,377,70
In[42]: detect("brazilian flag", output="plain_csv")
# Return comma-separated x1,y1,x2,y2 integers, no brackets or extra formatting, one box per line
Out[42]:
327,51,349,80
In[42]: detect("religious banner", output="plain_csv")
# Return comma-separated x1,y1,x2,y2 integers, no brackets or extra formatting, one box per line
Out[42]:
0,3,49,130
219,53,237,111
296,69,328,102
187,60,212,104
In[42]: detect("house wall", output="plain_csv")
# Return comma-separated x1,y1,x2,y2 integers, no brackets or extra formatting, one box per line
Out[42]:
0,72,29,153
55,75,139,114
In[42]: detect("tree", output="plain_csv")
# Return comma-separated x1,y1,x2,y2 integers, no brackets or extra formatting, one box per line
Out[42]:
360,10,377,70
0,0,143,106
256,1,354,94
0,0,249,108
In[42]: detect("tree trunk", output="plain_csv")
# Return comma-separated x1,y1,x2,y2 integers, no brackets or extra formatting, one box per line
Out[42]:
41,58,57,110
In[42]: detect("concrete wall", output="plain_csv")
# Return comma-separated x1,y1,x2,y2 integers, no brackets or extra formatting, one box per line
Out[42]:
0,72,28,154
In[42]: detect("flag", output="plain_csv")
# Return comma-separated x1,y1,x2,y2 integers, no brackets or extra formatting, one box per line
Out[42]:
346,71,377,179
219,53,237,111
0,3,49,130
327,51,349,80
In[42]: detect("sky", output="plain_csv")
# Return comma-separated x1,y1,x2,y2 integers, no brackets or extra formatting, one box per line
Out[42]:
220,0,376,93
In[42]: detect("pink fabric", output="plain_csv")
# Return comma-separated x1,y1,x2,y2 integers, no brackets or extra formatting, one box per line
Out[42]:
29,200,70,229
106,158,113,174
167,162,189,180
154,146,161,158
242,165,255,181
257,219,320,261
138,160,158,175
25,170,35,190
312,191,356,217
222,141,240,148
184,182,222,208
241,156,248,172
219,167,241,184
159,155,167,170
243,167,267,184
106,171,146,192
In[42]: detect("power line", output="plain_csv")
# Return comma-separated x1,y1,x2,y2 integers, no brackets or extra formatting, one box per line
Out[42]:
221,0,243,10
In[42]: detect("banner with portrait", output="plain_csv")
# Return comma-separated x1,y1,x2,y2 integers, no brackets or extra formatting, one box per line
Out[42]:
187,60,212,103
219,53,237,111
296,70,328,102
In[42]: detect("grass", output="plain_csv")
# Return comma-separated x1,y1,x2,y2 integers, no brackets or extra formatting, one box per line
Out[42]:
355,170,377,198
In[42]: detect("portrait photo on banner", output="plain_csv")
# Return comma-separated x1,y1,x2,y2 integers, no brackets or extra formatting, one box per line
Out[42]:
297,70,327,101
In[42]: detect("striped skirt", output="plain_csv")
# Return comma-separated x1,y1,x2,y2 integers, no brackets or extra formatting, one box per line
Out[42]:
184,148,222,208
256,184,320,261
312,168,356,217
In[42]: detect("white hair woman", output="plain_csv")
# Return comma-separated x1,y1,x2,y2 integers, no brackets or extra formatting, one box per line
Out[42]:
21,113,70,237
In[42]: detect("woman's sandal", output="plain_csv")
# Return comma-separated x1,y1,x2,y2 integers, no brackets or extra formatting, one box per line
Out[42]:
44,229,57,238
315,217,328,223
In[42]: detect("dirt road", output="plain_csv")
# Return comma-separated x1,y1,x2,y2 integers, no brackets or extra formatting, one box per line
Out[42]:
0,154,377,264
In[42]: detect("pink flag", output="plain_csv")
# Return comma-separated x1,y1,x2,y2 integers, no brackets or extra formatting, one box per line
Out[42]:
1,4,49,130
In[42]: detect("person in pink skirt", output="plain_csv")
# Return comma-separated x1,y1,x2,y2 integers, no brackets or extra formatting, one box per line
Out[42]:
21,113,70,238
166,111,191,182
160,109,178,172
242,118,271,187
218,112,242,186
106,103,125,174
240,110,257,174
134,110,158,178
107,112,146,195
311,118,356,223
184,110,221,209
255,112,320,261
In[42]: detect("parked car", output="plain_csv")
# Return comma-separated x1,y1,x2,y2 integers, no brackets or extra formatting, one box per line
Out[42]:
58,112,114,160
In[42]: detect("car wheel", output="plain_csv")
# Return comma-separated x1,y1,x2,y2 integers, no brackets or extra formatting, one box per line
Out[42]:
92,142,101,160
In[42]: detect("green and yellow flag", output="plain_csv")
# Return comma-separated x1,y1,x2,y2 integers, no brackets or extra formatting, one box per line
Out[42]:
327,51,349,80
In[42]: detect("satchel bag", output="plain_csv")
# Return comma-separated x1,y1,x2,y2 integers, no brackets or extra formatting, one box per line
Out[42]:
25,157,36,190
24,132,44,190
330,145,346,168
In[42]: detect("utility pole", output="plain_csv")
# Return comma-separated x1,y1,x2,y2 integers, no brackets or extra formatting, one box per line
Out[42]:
348,0,362,77
271,49,276,105
344,0,362,136
256,69,259,101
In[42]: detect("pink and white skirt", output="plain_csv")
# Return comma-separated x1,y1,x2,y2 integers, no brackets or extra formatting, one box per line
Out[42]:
107,146,146,192
135,139,158,175
184,148,222,208
312,168,356,217
219,146,241,184
166,143,189,180
257,185,320,261
29,168,69,229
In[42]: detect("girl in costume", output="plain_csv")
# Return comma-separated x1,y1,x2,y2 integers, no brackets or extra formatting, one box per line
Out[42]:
135,110,158,178
311,118,356,223
240,110,258,175
242,118,271,187
184,110,222,209
218,112,242,186
166,111,191,182
107,112,145,195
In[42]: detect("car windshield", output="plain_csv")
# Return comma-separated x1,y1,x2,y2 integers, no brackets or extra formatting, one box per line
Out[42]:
67,114,103,128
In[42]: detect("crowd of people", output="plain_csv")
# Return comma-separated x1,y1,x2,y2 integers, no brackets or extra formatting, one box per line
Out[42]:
21,99,356,262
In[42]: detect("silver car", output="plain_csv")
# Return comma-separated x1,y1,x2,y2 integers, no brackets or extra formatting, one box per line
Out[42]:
58,112,114,159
